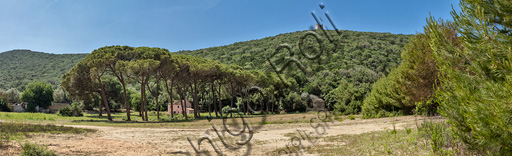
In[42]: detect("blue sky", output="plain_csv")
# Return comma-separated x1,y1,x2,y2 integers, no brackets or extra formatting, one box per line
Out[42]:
0,0,461,54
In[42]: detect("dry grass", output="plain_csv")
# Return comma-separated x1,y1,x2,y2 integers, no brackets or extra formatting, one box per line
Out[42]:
270,128,434,156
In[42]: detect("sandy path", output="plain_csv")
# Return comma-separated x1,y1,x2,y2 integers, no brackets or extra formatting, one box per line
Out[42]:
5,115,435,156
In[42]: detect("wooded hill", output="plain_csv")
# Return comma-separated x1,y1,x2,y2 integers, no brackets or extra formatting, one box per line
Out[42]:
0,50,87,91
177,30,412,74
0,30,412,115
178,30,413,113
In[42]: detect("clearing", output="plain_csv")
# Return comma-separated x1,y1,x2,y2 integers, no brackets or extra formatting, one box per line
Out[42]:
0,113,440,155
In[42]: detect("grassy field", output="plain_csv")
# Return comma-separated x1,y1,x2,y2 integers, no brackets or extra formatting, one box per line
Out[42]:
0,111,324,128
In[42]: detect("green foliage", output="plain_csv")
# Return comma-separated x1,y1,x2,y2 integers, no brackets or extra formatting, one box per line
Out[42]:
0,97,11,112
21,81,54,112
178,30,411,114
58,107,73,116
348,115,355,120
420,121,473,155
4,88,21,103
52,88,69,103
21,143,57,156
177,30,411,76
221,105,234,114
415,99,437,116
101,76,124,109
130,93,141,111
362,30,441,118
0,50,86,91
362,68,406,118
325,79,372,115
59,102,83,117
427,0,512,154
71,102,84,116
281,92,306,112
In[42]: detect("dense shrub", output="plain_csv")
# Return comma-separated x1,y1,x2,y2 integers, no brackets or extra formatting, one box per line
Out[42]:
280,92,306,112
59,103,84,117
58,107,73,116
325,80,364,115
361,68,406,118
71,102,84,116
21,142,57,156
0,97,12,112
222,106,234,114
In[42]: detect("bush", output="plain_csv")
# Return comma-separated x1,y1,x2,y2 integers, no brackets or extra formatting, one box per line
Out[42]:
58,107,73,116
71,102,83,116
0,97,12,112
222,106,237,114
280,92,306,112
361,70,406,118
21,142,57,156
59,103,84,117
415,99,437,116
348,115,355,120
419,121,473,155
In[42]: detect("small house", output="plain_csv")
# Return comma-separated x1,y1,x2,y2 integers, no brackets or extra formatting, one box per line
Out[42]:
307,99,326,111
12,102,27,112
313,99,325,110
168,99,194,115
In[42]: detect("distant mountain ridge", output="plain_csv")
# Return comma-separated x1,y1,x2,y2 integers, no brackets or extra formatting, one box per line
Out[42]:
0,49,87,91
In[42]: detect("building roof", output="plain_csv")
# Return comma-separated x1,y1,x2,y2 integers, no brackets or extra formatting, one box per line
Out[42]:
169,99,192,108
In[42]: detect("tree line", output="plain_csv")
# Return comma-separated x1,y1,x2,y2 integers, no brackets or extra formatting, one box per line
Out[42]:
61,46,294,121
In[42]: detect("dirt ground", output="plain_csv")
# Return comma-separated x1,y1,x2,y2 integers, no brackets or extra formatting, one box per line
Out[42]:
1,115,438,156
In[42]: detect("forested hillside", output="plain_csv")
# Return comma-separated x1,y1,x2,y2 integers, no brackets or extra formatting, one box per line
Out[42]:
178,30,413,113
0,30,412,115
0,50,87,91
178,30,412,74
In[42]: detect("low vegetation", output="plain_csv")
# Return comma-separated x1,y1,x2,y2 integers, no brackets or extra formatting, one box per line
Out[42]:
20,142,57,156
0,121,96,155
272,128,433,156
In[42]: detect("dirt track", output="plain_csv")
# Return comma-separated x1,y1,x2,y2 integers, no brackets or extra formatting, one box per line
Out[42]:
3,115,436,156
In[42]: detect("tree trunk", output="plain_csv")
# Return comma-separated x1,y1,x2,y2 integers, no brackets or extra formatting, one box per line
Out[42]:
217,82,223,117
97,78,113,121
271,95,274,114
246,88,250,115
141,83,146,121
99,101,103,117
200,83,206,118
209,82,213,117
208,81,214,117
193,81,199,118
165,79,174,118
156,94,159,120
122,80,130,121
147,82,160,120
180,85,188,120
144,77,149,121
230,82,234,117
240,87,245,115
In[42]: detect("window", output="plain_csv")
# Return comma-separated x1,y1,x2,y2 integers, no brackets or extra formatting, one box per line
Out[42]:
177,105,179,108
